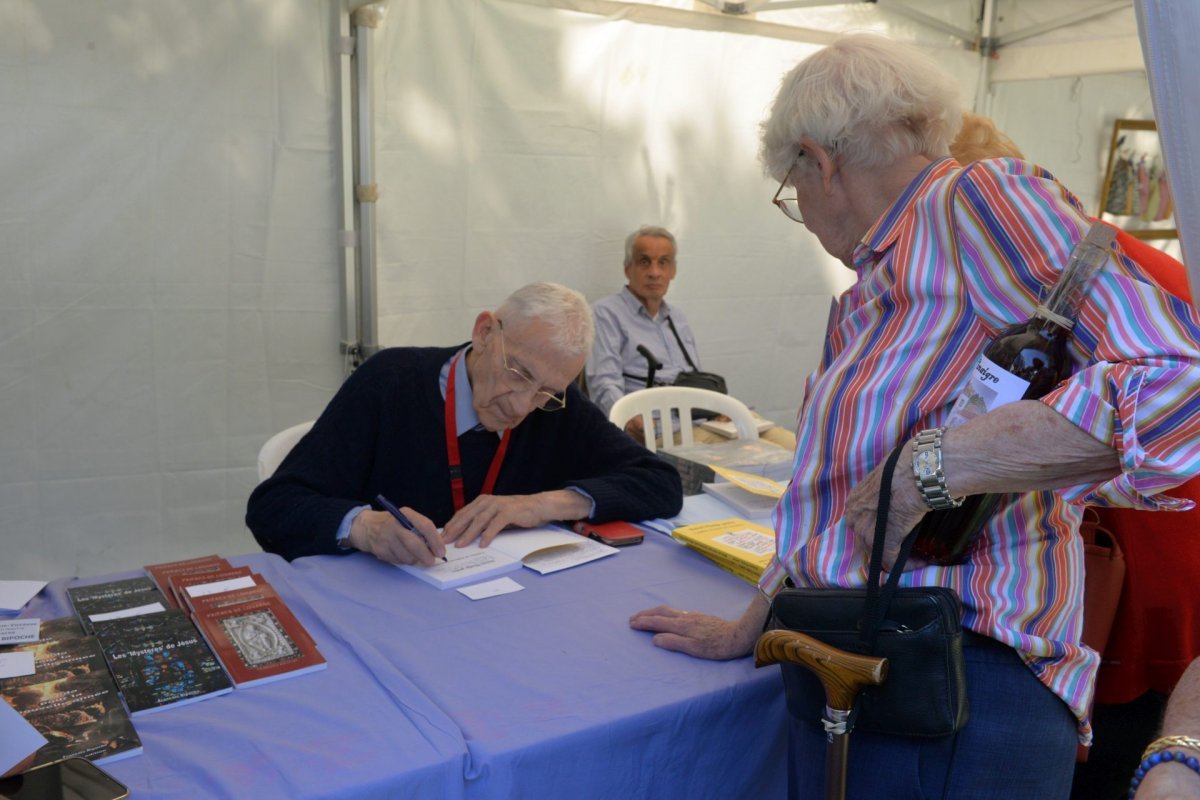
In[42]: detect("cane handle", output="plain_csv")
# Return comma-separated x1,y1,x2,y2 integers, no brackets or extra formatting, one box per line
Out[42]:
755,629,888,712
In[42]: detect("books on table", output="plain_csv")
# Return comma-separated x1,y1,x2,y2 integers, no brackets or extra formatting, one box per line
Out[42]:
670,518,776,585
144,554,232,608
91,609,233,716
66,577,170,636
189,584,325,687
397,527,620,590
696,416,774,439
701,465,786,520
0,616,142,767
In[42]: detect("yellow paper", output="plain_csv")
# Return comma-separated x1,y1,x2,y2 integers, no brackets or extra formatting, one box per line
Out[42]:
708,465,786,498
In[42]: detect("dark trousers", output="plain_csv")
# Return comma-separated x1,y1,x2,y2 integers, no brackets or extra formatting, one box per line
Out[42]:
788,636,1078,799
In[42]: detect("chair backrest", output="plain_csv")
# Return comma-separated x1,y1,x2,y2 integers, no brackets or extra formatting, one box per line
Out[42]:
256,420,315,482
608,387,759,453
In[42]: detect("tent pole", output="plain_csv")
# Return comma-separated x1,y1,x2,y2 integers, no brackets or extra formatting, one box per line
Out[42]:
351,4,385,368
972,0,996,116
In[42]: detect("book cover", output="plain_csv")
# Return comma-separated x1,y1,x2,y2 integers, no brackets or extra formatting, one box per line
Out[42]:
700,482,779,519
671,518,776,585
0,630,108,690
166,566,257,612
0,639,142,767
144,554,231,608
66,578,169,636
91,609,232,716
397,527,619,589
192,594,326,687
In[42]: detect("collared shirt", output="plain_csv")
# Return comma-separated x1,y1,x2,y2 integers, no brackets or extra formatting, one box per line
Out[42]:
586,287,701,416
760,157,1200,741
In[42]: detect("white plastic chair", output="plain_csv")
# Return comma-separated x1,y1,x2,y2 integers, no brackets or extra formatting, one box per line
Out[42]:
608,387,759,453
256,420,315,482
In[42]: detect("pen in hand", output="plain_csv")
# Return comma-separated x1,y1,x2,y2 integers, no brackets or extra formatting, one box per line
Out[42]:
374,494,447,562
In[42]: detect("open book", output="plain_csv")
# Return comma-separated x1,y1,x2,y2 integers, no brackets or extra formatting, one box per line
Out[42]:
397,527,619,590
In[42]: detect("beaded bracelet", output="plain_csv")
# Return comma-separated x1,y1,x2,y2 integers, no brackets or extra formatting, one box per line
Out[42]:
1127,750,1200,799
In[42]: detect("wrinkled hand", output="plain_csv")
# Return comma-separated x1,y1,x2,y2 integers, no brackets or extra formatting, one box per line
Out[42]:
1132,763,1200,800
443,494,551,548
843,442,929,572
629,596,770,661
348,507,444,566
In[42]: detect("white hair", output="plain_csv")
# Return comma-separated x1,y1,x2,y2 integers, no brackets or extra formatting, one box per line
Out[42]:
760,34,962,179
623,225,677,267
497,282,594,359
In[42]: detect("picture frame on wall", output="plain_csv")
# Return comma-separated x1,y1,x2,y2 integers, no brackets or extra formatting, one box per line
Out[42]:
1098,119,1178,241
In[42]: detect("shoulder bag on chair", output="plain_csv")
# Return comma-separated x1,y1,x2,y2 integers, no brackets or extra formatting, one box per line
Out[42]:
665,316,727,394
767,443,969,737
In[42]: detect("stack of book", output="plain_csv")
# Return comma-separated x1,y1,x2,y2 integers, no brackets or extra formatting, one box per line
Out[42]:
0,616,143,768
670,518,776,585
143,555,326,688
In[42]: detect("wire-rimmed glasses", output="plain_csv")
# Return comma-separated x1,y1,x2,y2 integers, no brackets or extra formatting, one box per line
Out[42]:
496,320,567,412
772,150,806,224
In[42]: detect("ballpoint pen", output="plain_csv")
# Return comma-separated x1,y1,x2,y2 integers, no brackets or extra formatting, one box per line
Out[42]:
375,494,448,562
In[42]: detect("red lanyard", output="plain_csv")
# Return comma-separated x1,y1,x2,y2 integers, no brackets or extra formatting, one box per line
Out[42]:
444,350,512,511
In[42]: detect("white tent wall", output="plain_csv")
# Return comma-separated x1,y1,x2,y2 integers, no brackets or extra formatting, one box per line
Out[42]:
0,0,1176,581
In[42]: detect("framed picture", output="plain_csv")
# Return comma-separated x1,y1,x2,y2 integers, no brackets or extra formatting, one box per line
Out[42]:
1098,119,1177,240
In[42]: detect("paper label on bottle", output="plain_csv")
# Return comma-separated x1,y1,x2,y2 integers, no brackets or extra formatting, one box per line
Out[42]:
945,354,1030,428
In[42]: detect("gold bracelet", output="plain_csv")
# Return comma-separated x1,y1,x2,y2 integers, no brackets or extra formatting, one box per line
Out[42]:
1143,735,1200,761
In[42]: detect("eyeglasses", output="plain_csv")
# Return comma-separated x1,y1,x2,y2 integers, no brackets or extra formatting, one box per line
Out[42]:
771,150,806,224
495,320,567,412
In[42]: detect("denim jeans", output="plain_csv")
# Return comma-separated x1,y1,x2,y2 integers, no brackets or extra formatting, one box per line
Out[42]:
787,634,1079,799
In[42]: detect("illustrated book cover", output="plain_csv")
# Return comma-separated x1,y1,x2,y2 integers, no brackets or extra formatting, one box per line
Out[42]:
167,566,258,613
66,578,169,635
91,609,232,715
0,636,142,767
191,593,325,687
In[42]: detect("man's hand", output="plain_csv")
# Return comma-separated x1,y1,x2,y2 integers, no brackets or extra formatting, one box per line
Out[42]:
443,489,592,547
629,595,770,660
624,415,647,444
843,439,929,571
347,507,444,566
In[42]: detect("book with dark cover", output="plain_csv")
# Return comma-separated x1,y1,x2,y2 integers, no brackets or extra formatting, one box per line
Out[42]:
91,609,232,715
66,578,169,635
144,554,231,608
191,593,326,687
0,629,108,690
0,638,142,767
32,616,85,644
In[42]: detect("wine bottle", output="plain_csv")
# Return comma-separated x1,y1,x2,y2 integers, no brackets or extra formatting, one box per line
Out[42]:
909,221,1118,565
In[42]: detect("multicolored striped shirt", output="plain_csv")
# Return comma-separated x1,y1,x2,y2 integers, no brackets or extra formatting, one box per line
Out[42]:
760,157,1200,741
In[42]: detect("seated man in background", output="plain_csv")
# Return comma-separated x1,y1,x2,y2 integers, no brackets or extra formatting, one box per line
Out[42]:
247,282,683,565
586,225,795,449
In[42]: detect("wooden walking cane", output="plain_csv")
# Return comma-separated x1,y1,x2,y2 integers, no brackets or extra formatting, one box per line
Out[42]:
756,630,888,800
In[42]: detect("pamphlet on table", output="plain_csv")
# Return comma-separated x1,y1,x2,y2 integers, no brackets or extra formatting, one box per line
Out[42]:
670,518,776,585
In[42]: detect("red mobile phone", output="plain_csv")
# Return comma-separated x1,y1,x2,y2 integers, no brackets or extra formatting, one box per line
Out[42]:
572,520,644,547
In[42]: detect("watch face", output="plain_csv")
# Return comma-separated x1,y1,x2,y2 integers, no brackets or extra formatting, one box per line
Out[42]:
915,449,938,479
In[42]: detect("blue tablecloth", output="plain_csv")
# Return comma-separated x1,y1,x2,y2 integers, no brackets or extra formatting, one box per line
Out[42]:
17,505,788,799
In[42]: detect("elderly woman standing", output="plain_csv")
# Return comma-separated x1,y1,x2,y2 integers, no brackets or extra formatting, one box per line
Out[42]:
631,34,1200,798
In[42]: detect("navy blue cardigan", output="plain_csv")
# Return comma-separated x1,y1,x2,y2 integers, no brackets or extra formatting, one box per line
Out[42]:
247,346,683,560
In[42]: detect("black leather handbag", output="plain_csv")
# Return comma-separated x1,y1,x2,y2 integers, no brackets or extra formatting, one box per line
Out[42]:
767,444,969,737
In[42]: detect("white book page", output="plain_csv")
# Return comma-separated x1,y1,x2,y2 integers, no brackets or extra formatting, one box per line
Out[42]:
397,543,520,590
489,527,618,575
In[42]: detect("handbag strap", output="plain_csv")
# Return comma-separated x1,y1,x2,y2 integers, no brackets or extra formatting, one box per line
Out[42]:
665,315,700,371
859,442,921,652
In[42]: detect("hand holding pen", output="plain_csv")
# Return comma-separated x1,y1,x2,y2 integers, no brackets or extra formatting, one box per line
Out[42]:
375,494,448,562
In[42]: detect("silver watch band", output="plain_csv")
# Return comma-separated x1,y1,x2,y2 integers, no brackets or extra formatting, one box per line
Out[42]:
912,428,964,510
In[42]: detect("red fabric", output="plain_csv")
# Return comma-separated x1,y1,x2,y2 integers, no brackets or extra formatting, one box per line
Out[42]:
1092,228,1200,704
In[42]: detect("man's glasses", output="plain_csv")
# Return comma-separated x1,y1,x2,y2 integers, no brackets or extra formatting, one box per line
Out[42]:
496,320,567,412
772,150,806,224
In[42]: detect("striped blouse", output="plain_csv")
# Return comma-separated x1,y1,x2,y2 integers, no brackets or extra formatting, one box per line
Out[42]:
760,157,1200,740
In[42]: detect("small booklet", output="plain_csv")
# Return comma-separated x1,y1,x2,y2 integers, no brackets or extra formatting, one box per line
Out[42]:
701,466,786,520
66,577,170,636
91,609,232,716
168,567,258,613
190,586,325,688
671,518,776,585
144,554,232,608
397,527,619,590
